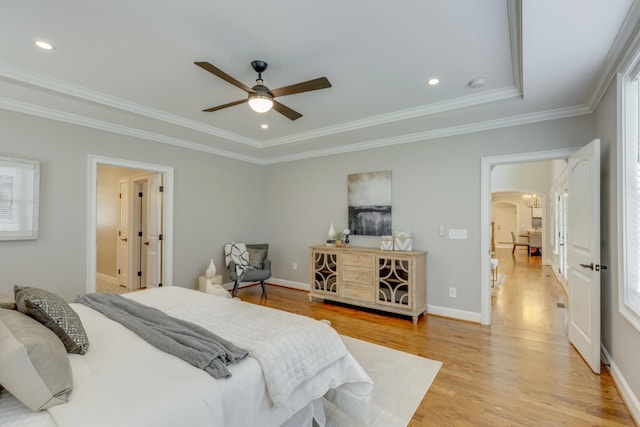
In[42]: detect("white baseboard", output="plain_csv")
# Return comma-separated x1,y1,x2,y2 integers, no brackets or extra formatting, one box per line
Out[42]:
427,304,482,323
222,278,310,292
601,345,640,425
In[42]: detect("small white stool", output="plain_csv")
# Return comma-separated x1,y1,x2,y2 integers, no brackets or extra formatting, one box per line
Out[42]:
490,259,499,286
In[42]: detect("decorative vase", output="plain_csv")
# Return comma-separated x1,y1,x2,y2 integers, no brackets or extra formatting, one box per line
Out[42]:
206,258,216,277
328,223,336,240
335,240,343,248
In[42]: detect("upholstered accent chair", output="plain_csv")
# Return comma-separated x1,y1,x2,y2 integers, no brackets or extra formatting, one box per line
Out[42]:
228,244,271,298
511,231,530,258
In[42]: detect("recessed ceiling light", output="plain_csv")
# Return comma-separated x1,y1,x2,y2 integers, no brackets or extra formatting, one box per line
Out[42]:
34,40,54,50
261,124,269,129
427,78,440,86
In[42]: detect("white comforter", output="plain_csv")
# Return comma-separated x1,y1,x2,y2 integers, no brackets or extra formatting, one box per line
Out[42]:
44,287,372,427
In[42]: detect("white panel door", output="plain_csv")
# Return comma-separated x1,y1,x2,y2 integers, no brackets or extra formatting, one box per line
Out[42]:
116,179,129,289
567,139,601,374
145,173,163,287
495,206,517,244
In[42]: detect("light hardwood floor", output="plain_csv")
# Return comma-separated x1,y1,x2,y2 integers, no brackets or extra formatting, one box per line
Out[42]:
238,247,635,426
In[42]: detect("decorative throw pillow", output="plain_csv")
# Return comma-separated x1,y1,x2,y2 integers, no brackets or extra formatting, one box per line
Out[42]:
248,248,267,269
14,286,89,355
0,308,73,411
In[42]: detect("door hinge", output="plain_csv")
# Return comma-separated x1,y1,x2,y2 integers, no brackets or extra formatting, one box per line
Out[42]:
138,192,143,198
118,269,121,274
159,234,163,241
119,193,122,199
137,271,142,277
159,186,164,193
158,283,163,287
138,231,143,237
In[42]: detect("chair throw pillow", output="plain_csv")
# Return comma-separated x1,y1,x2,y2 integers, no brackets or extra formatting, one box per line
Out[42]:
0,308,73,411
248,248,267,269
14,286,89,355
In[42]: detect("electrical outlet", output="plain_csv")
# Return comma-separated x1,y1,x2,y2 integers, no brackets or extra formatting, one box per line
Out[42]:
292,262,298,271
449,287,457,298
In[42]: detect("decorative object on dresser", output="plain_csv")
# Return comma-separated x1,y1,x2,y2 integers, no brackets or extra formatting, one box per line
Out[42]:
343,228,351,247
393,230,413,251
380,235,394,250
309,246,427,324
348,171,392,236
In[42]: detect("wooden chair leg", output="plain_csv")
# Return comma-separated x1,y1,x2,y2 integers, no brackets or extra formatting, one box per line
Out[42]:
260,280,268,299
232,281,240,297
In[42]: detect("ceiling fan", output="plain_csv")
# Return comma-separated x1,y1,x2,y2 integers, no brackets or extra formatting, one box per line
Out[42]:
195,60,331,121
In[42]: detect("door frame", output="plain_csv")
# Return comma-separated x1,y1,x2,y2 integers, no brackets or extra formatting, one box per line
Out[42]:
480,147,576,325
87,155,174,294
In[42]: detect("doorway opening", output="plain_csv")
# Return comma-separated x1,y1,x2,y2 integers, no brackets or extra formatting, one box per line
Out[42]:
480,148,575,325
87,155,174,294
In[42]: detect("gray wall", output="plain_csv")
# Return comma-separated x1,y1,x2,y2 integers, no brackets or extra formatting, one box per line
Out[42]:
594,75,640,410
264,115,593,315
0,110,265,301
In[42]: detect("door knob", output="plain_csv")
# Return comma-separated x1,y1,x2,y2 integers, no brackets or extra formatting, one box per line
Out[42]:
144,242,149,246
121,238,128,242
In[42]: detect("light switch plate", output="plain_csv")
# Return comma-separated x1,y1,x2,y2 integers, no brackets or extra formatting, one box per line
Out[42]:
449,229,468,239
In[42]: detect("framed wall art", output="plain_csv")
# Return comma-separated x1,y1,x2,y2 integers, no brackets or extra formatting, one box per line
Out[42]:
348,170,392,236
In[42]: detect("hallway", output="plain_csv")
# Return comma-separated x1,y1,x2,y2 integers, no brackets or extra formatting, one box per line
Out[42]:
491,247,568,336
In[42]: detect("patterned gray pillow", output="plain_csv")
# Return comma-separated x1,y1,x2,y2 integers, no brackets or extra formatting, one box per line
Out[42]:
248,248,267,269
14,286,89,355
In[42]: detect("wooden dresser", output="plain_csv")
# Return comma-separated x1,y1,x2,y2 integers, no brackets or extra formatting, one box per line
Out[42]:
309,245,427,323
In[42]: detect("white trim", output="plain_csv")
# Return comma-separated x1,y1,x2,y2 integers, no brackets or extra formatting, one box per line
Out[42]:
267,278,311,291
601,345,640,426
426,304,482,324
480,147,577,325
0,98,262,164
263,106,591,165
87,155,174,294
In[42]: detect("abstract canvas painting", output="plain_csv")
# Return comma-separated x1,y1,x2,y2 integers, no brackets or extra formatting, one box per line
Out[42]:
348,171,392,236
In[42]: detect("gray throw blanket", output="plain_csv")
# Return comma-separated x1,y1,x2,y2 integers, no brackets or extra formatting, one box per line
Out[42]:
75,293,248,378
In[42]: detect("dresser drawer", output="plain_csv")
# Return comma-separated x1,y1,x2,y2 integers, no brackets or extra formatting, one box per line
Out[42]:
341,252,374,268
341,267,373,285
341,283,374,302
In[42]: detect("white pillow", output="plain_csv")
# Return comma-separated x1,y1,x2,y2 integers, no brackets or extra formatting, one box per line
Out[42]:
0,308,73,411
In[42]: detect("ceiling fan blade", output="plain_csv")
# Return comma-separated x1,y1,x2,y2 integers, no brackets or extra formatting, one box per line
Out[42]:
270,77,331,98
272,100,303,121
202,99,248,112
194,61,254,93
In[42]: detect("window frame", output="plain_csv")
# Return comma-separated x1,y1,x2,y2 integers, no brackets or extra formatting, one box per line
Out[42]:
618,53,640,332
0,156,39,240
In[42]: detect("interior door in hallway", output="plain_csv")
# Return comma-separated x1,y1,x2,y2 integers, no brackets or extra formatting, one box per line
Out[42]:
567,139,601,374
495,205,517,244
116,178,130,289
145,173,163,287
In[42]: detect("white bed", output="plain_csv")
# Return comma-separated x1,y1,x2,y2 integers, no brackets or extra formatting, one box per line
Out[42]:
0,287,372,427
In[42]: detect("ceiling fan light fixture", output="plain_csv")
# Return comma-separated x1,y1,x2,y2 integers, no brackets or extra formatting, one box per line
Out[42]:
248,94,273,113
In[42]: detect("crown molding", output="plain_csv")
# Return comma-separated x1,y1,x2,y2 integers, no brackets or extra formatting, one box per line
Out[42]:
262,86,522,148
0,63,260,148
586,0,640,110
0,97,263,164
0,63,523,151
262,105,591,164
